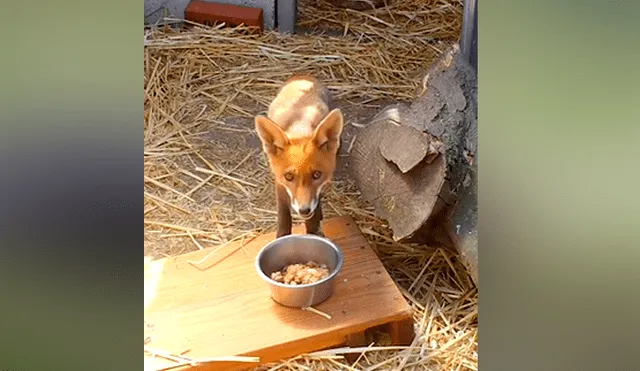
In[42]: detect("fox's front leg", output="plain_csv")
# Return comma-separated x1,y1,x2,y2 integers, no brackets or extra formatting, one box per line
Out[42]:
276,184,292,238
305,196,324,237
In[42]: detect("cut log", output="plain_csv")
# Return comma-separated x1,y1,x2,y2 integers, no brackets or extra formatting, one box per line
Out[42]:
347,43,478,249
447,150,478,285
453,0,478,285
348,116,447,241
379,123,443,173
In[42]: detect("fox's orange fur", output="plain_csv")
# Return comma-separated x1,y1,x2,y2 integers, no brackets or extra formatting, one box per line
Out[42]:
255,74,344,237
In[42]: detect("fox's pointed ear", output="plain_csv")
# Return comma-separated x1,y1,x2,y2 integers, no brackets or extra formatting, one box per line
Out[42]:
312,109,344,153
255,116,289,155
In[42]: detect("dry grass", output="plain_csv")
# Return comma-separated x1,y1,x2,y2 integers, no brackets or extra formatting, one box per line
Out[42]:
144,23,445,108
298,0,463,45
144,0,476,369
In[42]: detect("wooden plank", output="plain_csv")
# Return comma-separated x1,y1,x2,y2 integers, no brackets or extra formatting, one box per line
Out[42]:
144,216,413,371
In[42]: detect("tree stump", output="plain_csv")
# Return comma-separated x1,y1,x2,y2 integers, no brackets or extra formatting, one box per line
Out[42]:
448,150,478,285
347,44,478,280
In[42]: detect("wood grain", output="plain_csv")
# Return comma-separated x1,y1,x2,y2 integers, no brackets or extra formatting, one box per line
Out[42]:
144,216,413,371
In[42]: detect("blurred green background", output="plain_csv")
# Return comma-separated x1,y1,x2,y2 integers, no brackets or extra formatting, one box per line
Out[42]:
481,1,639,370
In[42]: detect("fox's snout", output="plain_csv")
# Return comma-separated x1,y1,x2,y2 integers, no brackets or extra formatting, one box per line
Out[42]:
290,196,319,217
285,178,326,218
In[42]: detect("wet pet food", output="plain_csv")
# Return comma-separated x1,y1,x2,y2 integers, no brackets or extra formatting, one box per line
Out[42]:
270,261,330,285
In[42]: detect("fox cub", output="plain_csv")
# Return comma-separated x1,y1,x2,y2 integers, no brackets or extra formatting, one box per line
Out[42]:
255,74,344,238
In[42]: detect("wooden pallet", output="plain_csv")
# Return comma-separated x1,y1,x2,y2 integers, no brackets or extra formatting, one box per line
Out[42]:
144,216,414,371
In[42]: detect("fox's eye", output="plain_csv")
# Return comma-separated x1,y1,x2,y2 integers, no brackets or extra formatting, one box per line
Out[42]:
284,172,294,181
312,171,322,180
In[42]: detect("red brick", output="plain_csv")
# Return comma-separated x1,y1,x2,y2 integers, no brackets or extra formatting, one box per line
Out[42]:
185,1,264,33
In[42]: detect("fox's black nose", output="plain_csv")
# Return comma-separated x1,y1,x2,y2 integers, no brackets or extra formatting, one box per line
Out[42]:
298,207,311,215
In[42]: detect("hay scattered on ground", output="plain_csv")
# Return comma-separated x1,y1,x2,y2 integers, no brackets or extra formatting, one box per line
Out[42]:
298,0,463,43
144,1,476,369
143,20,448,255
144,23,445,109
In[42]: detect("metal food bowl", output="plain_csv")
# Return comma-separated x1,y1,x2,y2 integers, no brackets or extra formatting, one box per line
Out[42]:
255,234,344,308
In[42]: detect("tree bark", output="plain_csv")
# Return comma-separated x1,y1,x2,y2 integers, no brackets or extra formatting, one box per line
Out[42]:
347,43,478,281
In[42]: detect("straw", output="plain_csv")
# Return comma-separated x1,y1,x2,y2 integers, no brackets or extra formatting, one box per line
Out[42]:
144,1,476,369
298,0,463,46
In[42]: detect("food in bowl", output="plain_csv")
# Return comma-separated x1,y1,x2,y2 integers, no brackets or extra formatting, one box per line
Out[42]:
270,260,330,285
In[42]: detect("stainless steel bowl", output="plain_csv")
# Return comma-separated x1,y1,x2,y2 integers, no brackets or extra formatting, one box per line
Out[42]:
255,234,344,307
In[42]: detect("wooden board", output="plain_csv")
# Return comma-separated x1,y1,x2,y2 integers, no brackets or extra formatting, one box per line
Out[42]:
144,216,414,371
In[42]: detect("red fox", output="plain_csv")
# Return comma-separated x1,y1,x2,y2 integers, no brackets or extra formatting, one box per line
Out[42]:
255,74,344,238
